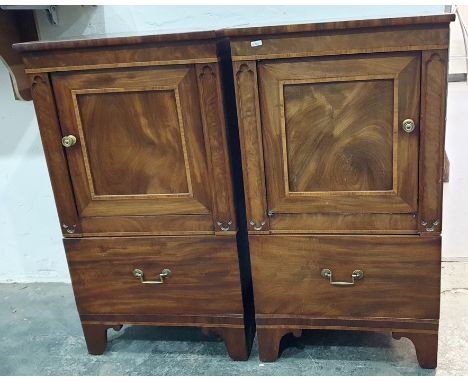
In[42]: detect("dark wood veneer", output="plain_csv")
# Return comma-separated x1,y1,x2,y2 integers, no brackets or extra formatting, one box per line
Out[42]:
227,14,452,368
20,33,253,360
65,236,244,316
17,13,453,367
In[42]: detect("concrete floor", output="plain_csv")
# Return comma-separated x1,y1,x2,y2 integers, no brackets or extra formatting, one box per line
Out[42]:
0,262,467,376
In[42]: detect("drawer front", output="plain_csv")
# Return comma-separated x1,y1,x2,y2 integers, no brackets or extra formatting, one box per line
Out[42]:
250,235,440,319
64,236,244,316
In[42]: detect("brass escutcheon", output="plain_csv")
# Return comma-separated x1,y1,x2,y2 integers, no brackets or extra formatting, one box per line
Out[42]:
402,119,416,133
61,135,77,147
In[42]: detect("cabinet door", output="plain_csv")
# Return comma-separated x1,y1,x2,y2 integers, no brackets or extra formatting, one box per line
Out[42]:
52,65,233,234
258,53,420,218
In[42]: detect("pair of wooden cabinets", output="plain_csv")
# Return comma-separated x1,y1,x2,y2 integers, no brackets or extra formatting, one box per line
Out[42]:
14,14,454,368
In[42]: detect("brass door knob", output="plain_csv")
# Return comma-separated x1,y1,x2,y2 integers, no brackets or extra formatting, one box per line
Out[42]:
402,119,416,133
61,135,77,147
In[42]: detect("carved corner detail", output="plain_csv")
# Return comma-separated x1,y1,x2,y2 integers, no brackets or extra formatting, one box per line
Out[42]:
216,220,232,231
421,220,440,232
62,223,77,234
426,52,445,65
31,74,45,87
199,64,215,78
249,220,266,231
236,63,253,77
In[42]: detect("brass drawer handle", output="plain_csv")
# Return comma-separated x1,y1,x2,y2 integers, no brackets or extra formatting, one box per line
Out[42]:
133,268,171,284
61,135,77,147
321,268,364,287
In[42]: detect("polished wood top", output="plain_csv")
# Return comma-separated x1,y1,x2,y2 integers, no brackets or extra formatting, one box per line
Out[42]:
13,14,454,52
220,14,455,38
13,28,217,52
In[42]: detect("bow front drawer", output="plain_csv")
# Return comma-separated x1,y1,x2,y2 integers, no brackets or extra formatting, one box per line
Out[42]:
250,235,441,320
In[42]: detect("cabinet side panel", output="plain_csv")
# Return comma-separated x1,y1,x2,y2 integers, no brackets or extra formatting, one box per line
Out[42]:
419,50,449,234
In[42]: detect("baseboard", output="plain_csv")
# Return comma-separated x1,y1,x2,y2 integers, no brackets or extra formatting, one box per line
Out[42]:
448,73,467,82
442,257,468,262
0,277,71,283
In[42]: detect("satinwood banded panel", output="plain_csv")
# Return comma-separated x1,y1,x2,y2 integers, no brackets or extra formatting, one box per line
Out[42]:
258,52,420,219
65,235,244,315
250,235,441,320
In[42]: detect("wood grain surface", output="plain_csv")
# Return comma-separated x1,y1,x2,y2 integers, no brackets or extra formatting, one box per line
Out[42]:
284,79,394,192
47,62,241,235
269,212,418,234
65,236,244,316
250,235,441,319
393,331,439,369
29,73,80,236
257,327,302,362
196,63,237,232
12,14,454,52
222,14,455,38
232,61,270,232
258,53,420,216
227,17,451,368
19,14,452,364
418,50,449,234
77,89,190,196
14,30,217,52
229,25,450,62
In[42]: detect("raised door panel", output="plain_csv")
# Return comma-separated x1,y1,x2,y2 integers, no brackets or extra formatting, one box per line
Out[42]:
258,53,420,217
285,79,394,193
52,66,213,221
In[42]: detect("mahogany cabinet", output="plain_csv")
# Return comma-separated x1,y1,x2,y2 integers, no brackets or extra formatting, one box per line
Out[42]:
223,14,454,368
14,32,253,360
15,13,455,368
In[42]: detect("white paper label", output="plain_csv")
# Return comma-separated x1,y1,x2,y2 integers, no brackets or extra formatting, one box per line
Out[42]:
250,40,263,48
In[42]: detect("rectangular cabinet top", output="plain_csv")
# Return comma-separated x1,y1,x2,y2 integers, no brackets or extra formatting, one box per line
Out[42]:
13,14,454,53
